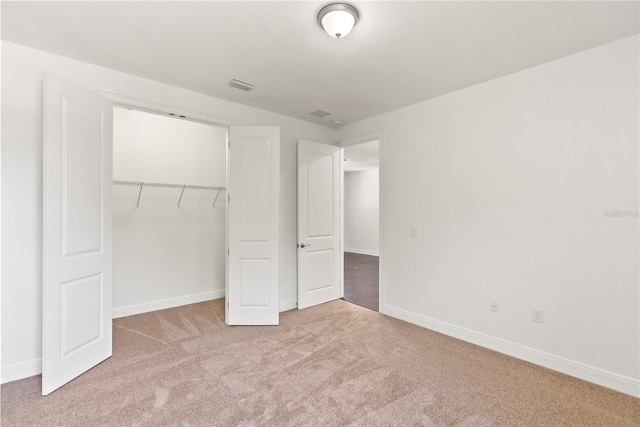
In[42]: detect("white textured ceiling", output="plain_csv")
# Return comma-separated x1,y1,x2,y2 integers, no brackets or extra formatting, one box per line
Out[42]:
2,1,638,127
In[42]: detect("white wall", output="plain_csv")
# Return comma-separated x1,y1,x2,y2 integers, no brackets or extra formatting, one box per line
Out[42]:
344,169,379,255
0,41,333,382
112,107,227,317
336,35,640,396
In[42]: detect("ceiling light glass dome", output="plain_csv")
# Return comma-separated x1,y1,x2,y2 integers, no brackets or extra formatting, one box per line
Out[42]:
318,3,359,39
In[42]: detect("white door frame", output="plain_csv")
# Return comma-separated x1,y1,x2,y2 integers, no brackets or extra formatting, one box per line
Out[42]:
97,89,236,128
338,132,386,313
96,91,234,317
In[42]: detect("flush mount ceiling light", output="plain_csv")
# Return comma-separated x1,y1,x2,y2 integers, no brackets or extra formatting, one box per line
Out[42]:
317,3,359,39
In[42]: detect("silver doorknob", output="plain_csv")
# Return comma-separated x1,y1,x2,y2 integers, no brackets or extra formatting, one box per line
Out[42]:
299,243,310,248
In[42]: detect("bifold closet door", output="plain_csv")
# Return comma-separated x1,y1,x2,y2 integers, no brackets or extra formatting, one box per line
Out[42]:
42,72,113,395
226,126,280,325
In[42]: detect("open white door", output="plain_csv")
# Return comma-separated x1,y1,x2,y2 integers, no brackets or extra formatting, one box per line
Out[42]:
42,73,113,395
226,126,280,325
297,140,341,309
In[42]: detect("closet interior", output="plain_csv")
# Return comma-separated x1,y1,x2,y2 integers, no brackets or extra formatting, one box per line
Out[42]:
111,106,227,318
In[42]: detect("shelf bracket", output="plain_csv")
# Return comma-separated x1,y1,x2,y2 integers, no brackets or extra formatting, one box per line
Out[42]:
136,183,144,207
213,188,222,208
177,185,186,207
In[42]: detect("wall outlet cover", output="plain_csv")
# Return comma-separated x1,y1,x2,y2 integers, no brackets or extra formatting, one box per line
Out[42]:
533,309,544,323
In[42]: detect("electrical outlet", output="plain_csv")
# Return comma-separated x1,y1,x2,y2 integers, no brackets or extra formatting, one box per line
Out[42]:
533,309,544,323
410,227,417,237
490,301,499,313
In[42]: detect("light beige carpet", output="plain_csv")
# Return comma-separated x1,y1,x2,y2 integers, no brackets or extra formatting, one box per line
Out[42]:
1,299,639,426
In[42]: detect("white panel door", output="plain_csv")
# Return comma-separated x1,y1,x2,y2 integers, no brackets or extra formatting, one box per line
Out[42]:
297,140,341,309
42,73,113,395
227,126,280,325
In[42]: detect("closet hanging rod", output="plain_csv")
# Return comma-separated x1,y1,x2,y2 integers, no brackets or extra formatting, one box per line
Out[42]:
113,180,226,208
113,180,225,191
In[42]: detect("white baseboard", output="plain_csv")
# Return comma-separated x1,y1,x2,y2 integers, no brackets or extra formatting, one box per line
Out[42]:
112,289,225,319
279,299,297,312
384,304,640,398
345,248,379,256
1,359,42,385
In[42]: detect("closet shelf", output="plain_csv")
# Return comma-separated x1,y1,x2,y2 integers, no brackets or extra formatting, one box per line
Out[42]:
113,180,226,208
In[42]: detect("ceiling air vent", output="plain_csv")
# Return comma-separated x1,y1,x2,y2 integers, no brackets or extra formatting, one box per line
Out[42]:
309,109,332,118
229,79,256,92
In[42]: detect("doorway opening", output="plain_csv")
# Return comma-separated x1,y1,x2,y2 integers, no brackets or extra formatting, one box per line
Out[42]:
342,139,380,311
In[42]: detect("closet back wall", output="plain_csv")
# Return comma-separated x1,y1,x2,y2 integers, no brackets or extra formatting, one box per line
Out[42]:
112,107,227,317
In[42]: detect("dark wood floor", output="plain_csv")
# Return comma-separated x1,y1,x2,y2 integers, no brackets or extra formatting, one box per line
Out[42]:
344,252,379,311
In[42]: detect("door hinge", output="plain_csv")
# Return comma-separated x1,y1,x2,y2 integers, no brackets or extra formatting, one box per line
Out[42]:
228,194,230,203
228,248,230,256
